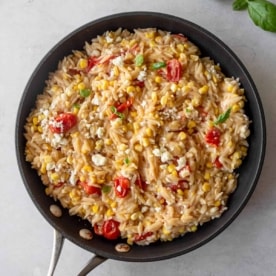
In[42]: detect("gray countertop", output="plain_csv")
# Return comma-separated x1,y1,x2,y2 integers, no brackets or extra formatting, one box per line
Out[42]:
1,0,276,275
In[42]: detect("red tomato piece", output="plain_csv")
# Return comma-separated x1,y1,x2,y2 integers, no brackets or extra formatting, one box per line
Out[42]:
49,113,77,134
135,174,147,191
169,180,189,192
116,97,133,112
134,232,153,242
167,59,182,82
103,219,120,240
205,127,221,146
133,79,145,88
114,176,130,198
214,157,223,169
93,222,104,236
78,181,101,195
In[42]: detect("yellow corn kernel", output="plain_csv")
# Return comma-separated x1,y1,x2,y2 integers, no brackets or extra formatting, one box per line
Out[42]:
141,137,150,147
104,138,112,146
145,127,153,137
73,106,79,115
45,187,51,195
155,36,162,43
191,97,200,107
206,162,213,169
118,143,128,151
232,104,240,113
66,156,73,165
168,83,177,93
162,227,170,235
134,143,143,152
228,173,234,180
227,84,234,93
51,85,61,93
176,43,184,52
151,92,158,103
126,86,136,94
214,200,221,207
101,80,109,90
204,171,210,180
79,175,86,182
198,85,209,94
145,31,155,39
190,225,197,232
238,101,245,110
106,209,114,217
154,76,162,84
130,212,140,220
40,163,47,174
82,165,92,173
232,151,241,160
79,58,88,69
32,117,39,125
171,170,178,177
50,172,59,182
177,189,184,196
160,94,168,106
110,201,117,209
129,39,137,47
150,40,157,48
37,126,43,133
133,122,140,132
92,205,99,213
187,120,196,129
77,82,86,90
202,182,211,192
167,164,176,173
178,131,187,141
95,140,103,151
212,75,218,83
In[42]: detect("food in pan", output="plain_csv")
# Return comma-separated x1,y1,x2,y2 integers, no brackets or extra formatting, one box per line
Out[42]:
24,28,250,245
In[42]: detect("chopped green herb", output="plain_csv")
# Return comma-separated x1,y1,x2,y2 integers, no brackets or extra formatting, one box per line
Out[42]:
102,185,111,194
214,108,231,125
152,61,166,70
73,103,80,109
80,89,91,97
124,157,130,165
186,108,192,113
110,106,125,119
135,54,144,66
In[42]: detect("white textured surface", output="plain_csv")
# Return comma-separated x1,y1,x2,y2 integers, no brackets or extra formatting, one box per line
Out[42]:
1,0,276,275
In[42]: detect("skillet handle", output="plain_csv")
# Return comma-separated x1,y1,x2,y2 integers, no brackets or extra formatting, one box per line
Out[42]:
47,229,64,276
77,255,107,276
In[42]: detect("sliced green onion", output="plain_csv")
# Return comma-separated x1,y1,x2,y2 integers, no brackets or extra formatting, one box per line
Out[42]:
102,185,111,194
80,89,91,97
214,107,231,125
124,157,130,165
135,54,144,67
73,103,80,109
110,106,125,119
152,61,166,70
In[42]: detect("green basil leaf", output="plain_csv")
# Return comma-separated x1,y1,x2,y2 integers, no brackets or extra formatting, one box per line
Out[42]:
152,61,166,70
102,185,111,194
80,89,91,97
135,54,144,66
248,0,276,32
233,0,248,10
214,108,231,125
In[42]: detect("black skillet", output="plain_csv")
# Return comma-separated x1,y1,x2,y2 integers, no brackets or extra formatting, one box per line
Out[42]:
15,12,266,275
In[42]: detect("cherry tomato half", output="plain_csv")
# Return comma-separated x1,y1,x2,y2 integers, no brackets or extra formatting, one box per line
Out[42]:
78,181,101,195
103,219,120,240
49,113,77,134
114,176,130,198
134,231,153,242
205,127,221,146
135,174,147,191
214,157,223,169
167,59,182,82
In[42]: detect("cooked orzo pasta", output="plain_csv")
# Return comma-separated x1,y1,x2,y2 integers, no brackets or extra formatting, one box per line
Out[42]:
25,28,250,245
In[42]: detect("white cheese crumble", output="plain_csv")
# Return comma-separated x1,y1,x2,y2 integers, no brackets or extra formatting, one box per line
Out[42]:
92,154,107,166
176,157,186,171
137,69,147,81
96,127,104,138
112,56,124,66
161,151,172,163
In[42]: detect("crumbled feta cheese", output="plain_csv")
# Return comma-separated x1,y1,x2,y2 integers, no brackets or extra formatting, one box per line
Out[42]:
152,148,162,157
92,95,100,105
141,100,146,108
137,69,147,81
176,157,186,171
161,151,172,163
112,56,124,66
106,36,113,43
96,127,104,138
92,154,107,166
